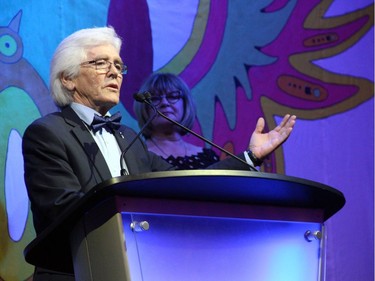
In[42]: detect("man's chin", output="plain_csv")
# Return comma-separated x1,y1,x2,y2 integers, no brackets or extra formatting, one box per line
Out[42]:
105,94,120,105
100,99,120,111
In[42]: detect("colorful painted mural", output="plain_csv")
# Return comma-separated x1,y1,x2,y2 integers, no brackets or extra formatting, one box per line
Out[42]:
1,0,373,280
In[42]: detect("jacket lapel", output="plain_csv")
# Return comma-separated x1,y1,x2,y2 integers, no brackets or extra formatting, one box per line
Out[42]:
61,107,112,180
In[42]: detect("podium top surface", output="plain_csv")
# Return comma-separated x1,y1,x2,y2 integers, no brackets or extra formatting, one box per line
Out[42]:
24,170,345,273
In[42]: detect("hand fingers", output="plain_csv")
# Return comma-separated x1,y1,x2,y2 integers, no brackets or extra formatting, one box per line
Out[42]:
280,114,296,129
278,114,291,128
255,117,265,133
280,115,297,138
285,115,297,128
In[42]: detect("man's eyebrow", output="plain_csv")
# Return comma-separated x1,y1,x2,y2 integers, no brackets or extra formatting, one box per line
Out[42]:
92,55,108,60
94,56,123,63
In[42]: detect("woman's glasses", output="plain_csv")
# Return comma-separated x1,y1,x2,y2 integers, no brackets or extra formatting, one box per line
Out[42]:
149,90,182,106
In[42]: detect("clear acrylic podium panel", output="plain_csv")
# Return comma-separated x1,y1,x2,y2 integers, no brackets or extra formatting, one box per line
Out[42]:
122,212,324,281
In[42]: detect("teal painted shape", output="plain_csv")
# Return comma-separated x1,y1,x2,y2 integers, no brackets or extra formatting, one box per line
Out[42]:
0,87,41,240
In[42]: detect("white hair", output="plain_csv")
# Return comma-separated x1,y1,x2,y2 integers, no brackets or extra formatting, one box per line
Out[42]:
50,26,122,107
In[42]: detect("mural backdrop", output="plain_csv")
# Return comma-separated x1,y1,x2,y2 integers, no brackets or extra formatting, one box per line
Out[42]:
1,0,373,280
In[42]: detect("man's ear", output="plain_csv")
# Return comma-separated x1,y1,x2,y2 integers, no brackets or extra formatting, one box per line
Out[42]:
60,75,75,91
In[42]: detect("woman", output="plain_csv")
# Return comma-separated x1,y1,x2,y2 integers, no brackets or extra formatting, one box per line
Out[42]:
134,73,220,169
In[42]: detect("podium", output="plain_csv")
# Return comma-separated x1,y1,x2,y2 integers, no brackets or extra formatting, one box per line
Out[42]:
24,170,345,281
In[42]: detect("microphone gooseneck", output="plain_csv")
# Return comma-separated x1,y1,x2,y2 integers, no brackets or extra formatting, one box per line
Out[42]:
119,93,158,176
135,92,257,171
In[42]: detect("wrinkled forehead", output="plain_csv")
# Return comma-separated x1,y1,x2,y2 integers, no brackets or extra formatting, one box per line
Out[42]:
84,44,122,61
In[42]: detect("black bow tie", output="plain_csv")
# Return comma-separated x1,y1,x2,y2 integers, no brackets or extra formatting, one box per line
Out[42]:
91,112,122,133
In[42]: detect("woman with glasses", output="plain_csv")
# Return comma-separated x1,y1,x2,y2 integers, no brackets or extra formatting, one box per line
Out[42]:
134,73,222,169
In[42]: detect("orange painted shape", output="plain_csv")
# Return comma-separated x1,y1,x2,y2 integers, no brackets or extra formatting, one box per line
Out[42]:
277,75,328,101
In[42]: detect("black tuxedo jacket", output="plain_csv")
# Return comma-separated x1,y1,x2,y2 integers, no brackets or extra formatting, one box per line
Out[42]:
23,106,174,234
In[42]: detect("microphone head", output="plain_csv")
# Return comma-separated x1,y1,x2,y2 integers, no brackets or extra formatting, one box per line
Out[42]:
133,92,146,102
143,91,152,99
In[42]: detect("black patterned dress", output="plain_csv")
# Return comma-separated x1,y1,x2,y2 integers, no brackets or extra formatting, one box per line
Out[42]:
163,148,220,170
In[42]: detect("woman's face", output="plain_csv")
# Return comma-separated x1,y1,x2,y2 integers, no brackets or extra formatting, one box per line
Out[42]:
149,88,185,133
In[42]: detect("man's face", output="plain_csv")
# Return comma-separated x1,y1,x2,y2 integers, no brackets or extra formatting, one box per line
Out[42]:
69,44,124,115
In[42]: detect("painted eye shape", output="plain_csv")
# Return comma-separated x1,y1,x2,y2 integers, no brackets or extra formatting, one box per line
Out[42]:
0,34,18,57
0,32,23,63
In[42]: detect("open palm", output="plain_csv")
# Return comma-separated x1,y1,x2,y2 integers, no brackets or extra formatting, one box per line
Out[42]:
249,114,297,159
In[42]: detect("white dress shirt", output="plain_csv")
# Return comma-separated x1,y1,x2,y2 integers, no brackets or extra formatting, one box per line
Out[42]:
70,103,127,177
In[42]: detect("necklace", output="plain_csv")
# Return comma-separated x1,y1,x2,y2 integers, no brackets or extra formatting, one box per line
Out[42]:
150,138,187,158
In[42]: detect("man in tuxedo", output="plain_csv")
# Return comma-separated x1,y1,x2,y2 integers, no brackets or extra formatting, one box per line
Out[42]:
22,26,296,280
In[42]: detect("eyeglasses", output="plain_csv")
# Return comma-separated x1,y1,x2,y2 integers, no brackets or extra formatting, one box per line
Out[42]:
149,90,183,106
80,59,128,75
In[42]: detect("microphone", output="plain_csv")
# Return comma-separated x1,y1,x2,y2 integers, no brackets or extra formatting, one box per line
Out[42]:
119,93,158,176
134,92,257,171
